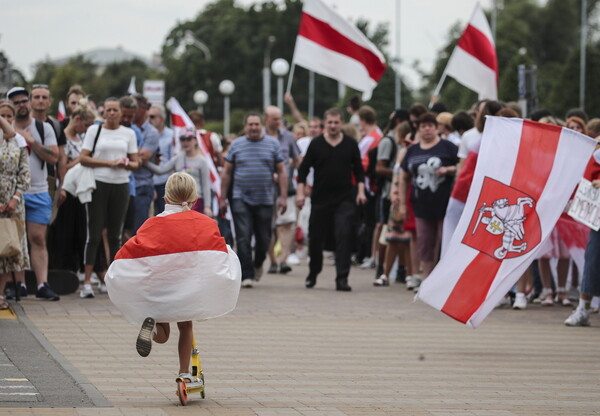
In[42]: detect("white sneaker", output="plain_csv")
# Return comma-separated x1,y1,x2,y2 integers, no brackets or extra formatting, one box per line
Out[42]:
99,283,108,294
241,279,254,288
79,284,95,299
565,307,590,327
77,271,85,283
90,272,100,286
286,253,301,266
513,293,527,310
406,274,422,291
360,257,375,269
496,296,511,308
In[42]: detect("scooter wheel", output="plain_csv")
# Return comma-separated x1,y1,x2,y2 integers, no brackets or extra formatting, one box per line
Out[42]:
176,380,188,406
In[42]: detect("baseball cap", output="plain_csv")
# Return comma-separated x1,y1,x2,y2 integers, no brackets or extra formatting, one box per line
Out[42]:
6,87,29,100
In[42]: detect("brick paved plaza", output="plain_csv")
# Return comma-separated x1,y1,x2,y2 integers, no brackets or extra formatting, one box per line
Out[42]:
1,260,599,415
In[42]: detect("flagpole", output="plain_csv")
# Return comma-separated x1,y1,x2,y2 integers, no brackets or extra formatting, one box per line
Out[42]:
429,69,448,108
580,0,588,110
286,62,296,94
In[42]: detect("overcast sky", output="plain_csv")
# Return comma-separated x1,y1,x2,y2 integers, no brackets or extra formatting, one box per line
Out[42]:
0,0,493,89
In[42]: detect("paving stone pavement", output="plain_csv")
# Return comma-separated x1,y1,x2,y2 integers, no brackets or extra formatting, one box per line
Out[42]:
1,260,599,415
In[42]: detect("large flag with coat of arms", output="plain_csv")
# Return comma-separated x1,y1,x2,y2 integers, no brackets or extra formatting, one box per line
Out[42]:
416,117,596,328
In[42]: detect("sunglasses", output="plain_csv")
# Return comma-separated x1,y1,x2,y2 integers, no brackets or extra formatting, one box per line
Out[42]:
12,99,29,106
180,136,195,142
32,84,49,89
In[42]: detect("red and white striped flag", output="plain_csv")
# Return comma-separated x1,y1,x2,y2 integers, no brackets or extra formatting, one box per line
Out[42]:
291,0,386,100
106,208,241,324
417,117,596,328
57,100,66,121
442,3,498,100
167,97,221,198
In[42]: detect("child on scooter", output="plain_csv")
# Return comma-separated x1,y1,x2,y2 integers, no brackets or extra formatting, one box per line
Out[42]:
106,172,241,382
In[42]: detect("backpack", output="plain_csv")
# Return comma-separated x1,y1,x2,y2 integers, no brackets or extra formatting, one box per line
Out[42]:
365,135,397,194
34,117,63,175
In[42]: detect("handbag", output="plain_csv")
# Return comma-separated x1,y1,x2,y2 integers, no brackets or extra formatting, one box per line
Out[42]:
0,217,22,257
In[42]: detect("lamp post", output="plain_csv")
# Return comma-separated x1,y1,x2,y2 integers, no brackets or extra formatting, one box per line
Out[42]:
193,90,208,112
271,58,289,113
219,80,235,138
263,36,276,110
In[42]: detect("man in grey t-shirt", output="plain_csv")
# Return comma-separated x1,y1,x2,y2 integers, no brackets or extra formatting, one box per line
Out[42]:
8,86,60,301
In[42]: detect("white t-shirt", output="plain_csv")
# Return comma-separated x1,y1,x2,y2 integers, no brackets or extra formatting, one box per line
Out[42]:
82,124,137,184
457,127,481,159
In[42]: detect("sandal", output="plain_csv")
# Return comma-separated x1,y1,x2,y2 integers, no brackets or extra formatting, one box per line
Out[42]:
555,287,573,307
0,296,8,310
540,291,554,307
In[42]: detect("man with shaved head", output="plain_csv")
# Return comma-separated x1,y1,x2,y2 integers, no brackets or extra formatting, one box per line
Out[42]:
264,106,301,275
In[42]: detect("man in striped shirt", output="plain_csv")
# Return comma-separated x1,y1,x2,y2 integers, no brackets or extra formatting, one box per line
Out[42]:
220,112,287,288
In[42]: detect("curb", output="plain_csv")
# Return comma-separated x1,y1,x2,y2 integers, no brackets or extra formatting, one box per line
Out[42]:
12,302,112,408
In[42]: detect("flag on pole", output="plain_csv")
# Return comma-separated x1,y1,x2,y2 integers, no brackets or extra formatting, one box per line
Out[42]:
128,76,137,95
57,100,66,121
166,97,221,198
439,3,498,100
291,0,386,100
416,117,596,328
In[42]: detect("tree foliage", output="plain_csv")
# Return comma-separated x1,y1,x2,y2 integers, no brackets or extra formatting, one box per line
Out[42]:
161,0,411,125
424,0,600,117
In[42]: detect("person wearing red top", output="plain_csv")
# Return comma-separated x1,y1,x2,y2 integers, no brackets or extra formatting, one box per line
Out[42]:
565,145,600,326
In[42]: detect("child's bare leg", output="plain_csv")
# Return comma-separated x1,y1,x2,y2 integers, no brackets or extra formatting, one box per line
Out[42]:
177,321,193,375
154,322,170,344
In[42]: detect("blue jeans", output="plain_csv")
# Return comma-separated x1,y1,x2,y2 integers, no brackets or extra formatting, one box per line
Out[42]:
580,228,600,297
153,183,166,215
231,199,273,280
134,184,154,232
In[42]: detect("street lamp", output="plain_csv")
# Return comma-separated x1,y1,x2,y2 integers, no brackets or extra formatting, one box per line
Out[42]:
219,80,235,138
271,58,289,113
263,36,276,110
193,90,208,112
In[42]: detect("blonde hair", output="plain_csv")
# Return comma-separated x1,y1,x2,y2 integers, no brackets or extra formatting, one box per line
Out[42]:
71,97,96,122
164,172,198,210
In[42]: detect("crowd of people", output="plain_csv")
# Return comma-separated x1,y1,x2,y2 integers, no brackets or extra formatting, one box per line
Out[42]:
1,83,599,327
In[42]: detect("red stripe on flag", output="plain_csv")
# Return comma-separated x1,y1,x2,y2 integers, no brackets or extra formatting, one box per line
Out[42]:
441,120,562,323
171,114,187,128
441,253,501,323
457,24,497,74
115,211,227,260
510,120,561,200
298,12,386,82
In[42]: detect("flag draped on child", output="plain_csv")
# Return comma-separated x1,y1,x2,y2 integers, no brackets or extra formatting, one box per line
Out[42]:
436,2,498,100
291,0,386,100
167,96,221,198
416,117,596,328
106,208,241,325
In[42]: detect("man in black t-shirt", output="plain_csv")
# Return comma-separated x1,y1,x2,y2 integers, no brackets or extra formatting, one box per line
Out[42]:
296,108,367,291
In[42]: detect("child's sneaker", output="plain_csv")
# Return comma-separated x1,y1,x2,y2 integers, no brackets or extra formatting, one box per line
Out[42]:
79,284,95,299
136,317,155,357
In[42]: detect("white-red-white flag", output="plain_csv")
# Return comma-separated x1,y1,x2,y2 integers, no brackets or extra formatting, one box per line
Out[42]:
127,76,137,95
57,100,66,121
291,0,386,100
443,3,498,100
416,117,596,328
166,97,221,198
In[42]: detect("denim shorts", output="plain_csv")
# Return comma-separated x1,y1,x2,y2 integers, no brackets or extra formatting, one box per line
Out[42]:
24,192,52,225
580,229,600,297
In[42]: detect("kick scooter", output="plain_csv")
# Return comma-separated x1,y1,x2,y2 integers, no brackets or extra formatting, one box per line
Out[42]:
175,334,205,405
